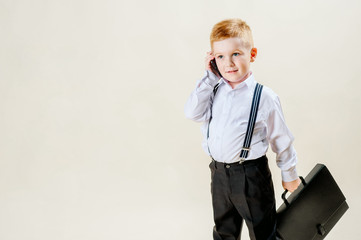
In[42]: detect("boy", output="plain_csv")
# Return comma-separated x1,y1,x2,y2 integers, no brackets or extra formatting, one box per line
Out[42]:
184,19,301,240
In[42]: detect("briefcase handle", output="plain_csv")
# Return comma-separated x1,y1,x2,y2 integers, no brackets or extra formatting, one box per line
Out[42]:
281,176,306,207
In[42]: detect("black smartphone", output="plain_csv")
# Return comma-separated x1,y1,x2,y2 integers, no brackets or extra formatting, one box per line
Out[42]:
210,59,222,78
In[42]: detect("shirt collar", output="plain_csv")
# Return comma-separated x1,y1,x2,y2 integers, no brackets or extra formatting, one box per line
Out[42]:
219,72,256,91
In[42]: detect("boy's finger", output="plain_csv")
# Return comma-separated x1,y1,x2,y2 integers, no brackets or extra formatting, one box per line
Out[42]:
205,56,213,62
207,51,214,56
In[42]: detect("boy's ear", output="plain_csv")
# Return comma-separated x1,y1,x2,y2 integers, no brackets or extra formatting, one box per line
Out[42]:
250,48,257,62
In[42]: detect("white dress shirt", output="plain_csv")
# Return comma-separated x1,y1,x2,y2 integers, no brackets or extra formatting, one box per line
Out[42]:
185,70,298,182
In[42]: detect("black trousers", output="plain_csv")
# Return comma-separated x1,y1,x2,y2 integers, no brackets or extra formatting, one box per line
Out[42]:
209,155,276,240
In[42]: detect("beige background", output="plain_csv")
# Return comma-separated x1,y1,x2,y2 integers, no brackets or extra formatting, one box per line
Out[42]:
1,0,360,239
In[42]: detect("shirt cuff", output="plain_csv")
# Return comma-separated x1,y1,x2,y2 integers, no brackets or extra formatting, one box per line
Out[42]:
281,167,298,182
202,70,220,87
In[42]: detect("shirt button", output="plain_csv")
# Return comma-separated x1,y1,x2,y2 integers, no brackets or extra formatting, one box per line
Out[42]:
226,165,230,168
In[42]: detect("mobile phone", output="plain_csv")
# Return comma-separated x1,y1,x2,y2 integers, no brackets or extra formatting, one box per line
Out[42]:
210,59,222,78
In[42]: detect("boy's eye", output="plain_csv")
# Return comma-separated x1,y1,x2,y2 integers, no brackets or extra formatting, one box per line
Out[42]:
217,55,223,59
233,53,240,56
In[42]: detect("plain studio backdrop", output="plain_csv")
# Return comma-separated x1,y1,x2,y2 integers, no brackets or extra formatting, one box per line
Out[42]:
1,0,360,239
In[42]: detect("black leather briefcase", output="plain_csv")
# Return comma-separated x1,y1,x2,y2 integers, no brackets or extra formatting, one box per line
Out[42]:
276,164,349,240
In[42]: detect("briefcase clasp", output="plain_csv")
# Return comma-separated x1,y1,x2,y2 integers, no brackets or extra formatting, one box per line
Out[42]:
317,224,326,236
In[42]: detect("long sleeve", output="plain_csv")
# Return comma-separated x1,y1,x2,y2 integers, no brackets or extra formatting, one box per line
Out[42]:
184,70,220,122
266,96,298,182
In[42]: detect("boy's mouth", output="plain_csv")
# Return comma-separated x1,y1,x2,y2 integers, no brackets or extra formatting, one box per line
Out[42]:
227,70,238,73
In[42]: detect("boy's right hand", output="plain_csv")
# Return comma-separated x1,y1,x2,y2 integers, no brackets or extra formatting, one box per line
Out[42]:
205,51,221,78
205,51,215,71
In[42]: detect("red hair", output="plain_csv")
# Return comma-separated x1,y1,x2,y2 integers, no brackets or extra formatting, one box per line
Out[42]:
210,19,254,50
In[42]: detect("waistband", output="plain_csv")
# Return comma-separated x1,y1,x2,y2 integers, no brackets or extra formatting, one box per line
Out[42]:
212,155,268,169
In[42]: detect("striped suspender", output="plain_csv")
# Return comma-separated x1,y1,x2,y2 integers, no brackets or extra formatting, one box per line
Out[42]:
207,83,220,157
239,83,263,162
207,83,263,163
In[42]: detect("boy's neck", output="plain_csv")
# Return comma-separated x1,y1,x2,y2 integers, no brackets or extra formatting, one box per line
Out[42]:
226,71,252,89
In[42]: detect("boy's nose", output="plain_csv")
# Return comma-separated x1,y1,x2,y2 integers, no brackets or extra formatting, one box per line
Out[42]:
226,59,235,67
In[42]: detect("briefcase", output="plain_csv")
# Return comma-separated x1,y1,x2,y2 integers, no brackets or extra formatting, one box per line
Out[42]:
276,164,349,240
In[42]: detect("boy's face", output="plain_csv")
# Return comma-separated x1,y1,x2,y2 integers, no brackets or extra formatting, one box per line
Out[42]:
212,37,257,88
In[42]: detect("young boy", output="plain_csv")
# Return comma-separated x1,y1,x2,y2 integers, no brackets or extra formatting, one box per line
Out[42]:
184,19,301,240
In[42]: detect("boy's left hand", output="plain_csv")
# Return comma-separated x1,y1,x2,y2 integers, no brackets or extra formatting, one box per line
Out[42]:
282,178,301,192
